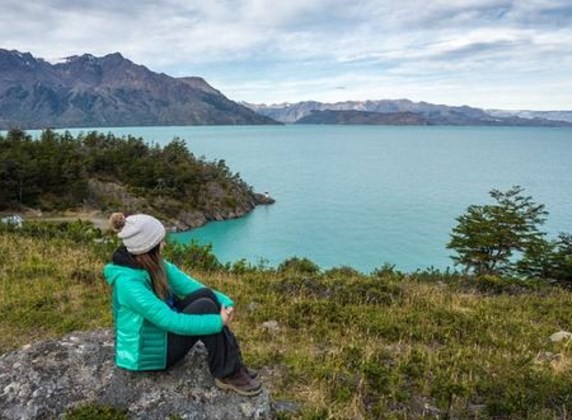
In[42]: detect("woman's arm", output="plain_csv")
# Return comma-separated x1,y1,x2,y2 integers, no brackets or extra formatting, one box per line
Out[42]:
116,276,224,335
164,261,235,307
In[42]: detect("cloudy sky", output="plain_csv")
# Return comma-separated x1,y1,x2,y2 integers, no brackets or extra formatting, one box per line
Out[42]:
1,0,571,109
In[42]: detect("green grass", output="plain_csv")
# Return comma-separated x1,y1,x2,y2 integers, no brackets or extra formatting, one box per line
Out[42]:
64,404,128,420
2,230,572,419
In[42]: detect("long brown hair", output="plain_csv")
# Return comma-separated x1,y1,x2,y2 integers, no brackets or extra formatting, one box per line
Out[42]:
133,243,169,300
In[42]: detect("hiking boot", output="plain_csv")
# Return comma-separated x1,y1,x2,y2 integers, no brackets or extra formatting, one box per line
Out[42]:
243,366,259,380
215,369,262,396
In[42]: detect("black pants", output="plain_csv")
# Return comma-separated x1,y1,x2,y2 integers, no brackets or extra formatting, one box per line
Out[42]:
166,288,243,379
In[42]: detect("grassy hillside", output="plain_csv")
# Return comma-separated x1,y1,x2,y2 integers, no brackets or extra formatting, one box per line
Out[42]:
2,227,572,418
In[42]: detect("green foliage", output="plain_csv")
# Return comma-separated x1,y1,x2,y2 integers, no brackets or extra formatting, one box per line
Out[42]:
0,129,87,209
553,233,572,282
226,257,271,274
371,262,405,279
277,257,320,274
162,241,223,272
64,404,128,420
0,219,103,242
323,265,362,277
518,233,572,283
0,219,119,263
0,129,250,212
447,186,548,276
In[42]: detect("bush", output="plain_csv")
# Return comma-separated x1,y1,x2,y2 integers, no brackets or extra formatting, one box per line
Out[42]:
372,263,404,279
163,241,223,272
226,258,271,274
323,265,362,277
277,257,320,274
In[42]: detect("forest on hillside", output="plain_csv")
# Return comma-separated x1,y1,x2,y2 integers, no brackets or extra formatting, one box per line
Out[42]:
0,129,251,213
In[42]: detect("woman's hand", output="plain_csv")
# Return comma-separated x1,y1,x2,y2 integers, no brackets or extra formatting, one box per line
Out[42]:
228,306,235,322
220,306,234,326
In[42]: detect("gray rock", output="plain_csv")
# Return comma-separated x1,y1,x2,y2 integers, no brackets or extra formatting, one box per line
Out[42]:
253,193,276,205
247,302,260,312
272,400,301,415
0,329,272,419
261,321,280,332
549,331,572,342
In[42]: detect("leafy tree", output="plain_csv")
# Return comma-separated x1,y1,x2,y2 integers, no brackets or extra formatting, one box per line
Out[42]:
162,241,223,272
0,129,38,207
515,237,556,279
447,186,547,276
553,233,572,282
517,233,572,282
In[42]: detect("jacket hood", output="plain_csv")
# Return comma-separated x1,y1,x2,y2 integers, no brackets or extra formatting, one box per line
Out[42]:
112,246,139,268
104,247,147,286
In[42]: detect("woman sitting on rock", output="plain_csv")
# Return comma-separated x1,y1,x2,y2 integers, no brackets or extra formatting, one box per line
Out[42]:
103,212,261,396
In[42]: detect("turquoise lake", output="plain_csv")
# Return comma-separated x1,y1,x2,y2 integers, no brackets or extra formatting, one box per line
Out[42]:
60,125,571,272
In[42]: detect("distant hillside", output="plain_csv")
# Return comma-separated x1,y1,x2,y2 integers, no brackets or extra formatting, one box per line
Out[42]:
245,99,572,127
487,109,572,123
0,129,273,230
296,110,430,125
0,49,278,129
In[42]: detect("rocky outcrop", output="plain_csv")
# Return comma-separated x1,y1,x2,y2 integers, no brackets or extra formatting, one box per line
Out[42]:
197,181,256,223
86,179,148,213
0,330,272,419
87,179,274,232
253,193,276,205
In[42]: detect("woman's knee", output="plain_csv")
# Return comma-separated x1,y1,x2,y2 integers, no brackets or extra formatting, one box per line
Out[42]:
196,288,218,303
179,288,220,309
181,297,219,315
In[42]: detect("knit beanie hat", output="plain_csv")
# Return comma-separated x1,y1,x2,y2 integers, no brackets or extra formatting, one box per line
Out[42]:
109,213,166,255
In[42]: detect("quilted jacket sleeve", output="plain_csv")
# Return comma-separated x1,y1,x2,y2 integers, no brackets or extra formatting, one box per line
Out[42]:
165,261,235,308
115,275,224,336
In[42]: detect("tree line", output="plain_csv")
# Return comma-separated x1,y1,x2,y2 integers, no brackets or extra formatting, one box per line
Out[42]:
0,128,249,211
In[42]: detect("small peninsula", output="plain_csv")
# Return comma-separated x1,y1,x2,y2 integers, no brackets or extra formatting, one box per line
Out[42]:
0,129,273,230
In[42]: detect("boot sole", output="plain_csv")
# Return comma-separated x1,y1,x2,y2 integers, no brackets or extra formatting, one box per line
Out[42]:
214,378,263,396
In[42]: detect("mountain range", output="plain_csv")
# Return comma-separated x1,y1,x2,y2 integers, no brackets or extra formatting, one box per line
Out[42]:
1,48,571,129
486,109,572,123
0,49,276,129
244,99,572,126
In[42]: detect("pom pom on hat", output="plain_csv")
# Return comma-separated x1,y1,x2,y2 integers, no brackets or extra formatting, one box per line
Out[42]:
113,213,166,255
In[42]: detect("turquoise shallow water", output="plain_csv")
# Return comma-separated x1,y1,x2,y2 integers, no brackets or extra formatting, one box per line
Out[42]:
56,125,572,272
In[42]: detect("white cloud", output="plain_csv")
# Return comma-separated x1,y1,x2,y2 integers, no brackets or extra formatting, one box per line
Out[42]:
0,0,570,108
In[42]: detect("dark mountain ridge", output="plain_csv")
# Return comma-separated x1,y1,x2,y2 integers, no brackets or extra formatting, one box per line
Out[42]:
296,110,431,125
245,99,572,127
0,49,278,129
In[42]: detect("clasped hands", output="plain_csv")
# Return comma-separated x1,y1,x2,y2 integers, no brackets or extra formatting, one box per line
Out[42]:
220,306,235,326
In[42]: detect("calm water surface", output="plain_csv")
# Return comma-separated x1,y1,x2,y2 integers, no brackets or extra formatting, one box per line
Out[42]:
59,125,572,272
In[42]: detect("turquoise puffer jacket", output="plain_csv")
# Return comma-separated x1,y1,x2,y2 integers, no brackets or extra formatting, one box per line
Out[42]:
103,259,234,371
